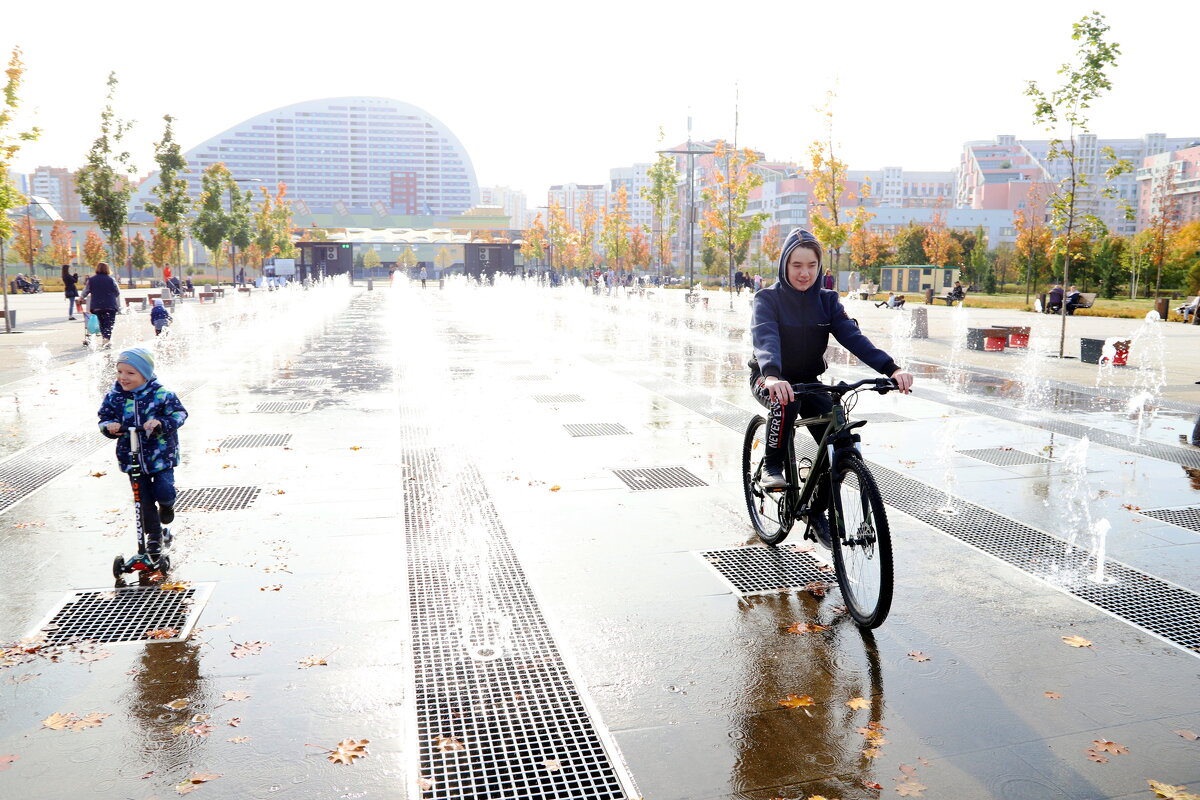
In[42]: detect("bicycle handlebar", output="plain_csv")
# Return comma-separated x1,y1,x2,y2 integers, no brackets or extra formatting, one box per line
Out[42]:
789,377,899,397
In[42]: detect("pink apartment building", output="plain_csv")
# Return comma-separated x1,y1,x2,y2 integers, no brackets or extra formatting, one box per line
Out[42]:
1136,143,1200,230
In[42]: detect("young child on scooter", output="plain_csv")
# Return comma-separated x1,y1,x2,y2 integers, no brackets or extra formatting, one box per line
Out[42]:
150,298,172,336
97,348,188,565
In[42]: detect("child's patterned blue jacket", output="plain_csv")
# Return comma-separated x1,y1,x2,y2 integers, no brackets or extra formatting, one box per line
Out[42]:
97,379,188,474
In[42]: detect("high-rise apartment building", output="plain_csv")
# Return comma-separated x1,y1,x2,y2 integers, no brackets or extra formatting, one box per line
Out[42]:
479,186,529,229
956,137,1052,214
607,164,654,233
547,183,607,232
28,166,83,220
1136,142,1200,231
848,167,956,208
131,96,478,221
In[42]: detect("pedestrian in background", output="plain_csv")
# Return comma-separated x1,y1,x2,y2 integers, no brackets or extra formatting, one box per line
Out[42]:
61,264,79,320
150,299,172,336
80,262,121,349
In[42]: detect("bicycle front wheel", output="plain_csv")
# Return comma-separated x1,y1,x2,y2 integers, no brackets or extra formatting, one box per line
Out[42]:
742,415,793,545
829,453,893,628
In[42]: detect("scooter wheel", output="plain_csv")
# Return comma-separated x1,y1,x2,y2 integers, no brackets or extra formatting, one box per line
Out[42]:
112,555,125,580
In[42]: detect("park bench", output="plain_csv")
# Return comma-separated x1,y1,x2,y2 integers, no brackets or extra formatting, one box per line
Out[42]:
1045,292,1097,313
994,325,1030,348
198,292,216,303
237,286,252,294
212,287,226,298
1081,337,1130,366
934,293,967,305
966,327,1009,352
123,296,146,311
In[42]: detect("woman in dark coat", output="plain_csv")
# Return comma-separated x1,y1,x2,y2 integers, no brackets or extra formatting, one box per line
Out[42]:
81,262,121,348
61,264,80,320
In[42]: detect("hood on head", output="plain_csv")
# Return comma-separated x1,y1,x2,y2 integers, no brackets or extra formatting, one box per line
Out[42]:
777,228,822,294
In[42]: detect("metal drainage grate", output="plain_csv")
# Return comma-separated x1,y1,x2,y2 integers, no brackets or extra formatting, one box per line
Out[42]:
532,394,584,404
957,447,1053,466
516,375,551,381
402,447,636,797
29,583,213,646
1138,506,1200,533
253,400,314,414
0,433,108,513
272,377,327,389
219,433,292,449
854,413,914,424
699,546,831,596
176,486,261,512
611,466,707,491
563,423,632,438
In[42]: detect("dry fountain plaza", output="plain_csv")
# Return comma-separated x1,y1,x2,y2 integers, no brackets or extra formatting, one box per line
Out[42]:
0,277,1198,800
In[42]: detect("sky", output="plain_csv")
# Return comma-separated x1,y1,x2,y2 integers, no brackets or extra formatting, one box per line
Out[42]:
4,0,1199,202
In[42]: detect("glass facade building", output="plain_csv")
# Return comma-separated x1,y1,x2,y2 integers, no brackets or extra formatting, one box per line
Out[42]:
131,96,478,219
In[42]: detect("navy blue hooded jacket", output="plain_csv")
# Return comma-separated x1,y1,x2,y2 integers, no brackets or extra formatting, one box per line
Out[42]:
751,229,899,383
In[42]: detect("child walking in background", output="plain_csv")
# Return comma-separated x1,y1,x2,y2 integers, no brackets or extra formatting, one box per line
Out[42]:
150,299,172,336
97,348,188,567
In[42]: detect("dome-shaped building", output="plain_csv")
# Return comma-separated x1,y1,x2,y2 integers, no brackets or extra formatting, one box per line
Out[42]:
132,96,478,221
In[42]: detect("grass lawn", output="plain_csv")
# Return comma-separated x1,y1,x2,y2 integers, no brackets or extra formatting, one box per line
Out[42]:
952,292,1160,319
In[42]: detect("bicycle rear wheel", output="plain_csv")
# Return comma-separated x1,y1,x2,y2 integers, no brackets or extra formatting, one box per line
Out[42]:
742,415,794,545
829,453,893,628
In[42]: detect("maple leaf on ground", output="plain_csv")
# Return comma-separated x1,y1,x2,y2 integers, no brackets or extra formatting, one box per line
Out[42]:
222,690,251,702
1173,730,1199,741
435,735,466,753
1085,749,1109,764
1092,739,1129,755
541,759,561,771
259,585,283,592
1044,691,1062,699
785,622,830,634
1148,779,1200,800
0,754,19,771
76,650,112,664
327,738,370,765
42,713,76,731
778,694,816,709
228,736,250,743
145,628,179,639
226,718,241,727
70,713,109,731
862,746,882,758
1061,634,1094,648
907,651,931,662
230,640,269,658
862,779,883,790
175,771,221,795
184,724,214,738
164,698,190,710
158,580,192,592
298,656,328,669
895,780,928,797
899,764,918,777
90,471,106,478
804,581,830,597
846,697,871,710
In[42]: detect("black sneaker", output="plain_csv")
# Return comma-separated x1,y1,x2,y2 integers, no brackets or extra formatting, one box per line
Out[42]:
159,504,175,525
806,512,833,549
761,461,787,490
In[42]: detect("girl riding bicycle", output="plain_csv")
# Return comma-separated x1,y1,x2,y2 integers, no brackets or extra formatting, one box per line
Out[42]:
750,229,913,492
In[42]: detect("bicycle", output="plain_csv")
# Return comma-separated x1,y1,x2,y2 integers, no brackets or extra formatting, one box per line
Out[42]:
742,377,899,629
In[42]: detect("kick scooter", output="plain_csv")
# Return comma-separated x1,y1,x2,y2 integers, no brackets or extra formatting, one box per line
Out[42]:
112,427,172,586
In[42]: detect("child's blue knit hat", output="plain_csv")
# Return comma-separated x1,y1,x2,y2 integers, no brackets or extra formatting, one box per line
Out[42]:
117,348,155,381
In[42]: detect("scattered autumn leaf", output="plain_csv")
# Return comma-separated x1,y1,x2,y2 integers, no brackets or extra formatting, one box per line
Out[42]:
327,738,370,765
259,585,283,592
158,580,192,592
1122,503,1142,511
175,771,221,794
435,735,466,753
298,656,328,669
190,714,210,723
230,640,269,658
918,757,933,767
183,724,213,738
222,691,251,702
1092,739,1129,755
417,777,435,791
804,581,829,597
778,694,816,709
785,622,829,634
899,764,918,777
76,650,112,664
42,712,110,732
228,736,250,744
862,779,883,790
1173,730,1198,741
145,628,179,639
1062,634,1093,648
226,718,241,727
862,746,882,758
845,697,871,710
541,758,561,771
1147,779,1200,800
164,698,190,711
895,780,927,797
549,485,561,492
907,651,930,662
1085,749,1109,764
90,471,106,478
1044,691,1062,700
349,446,362,451
274,489,286,495
0,754,19,771
5,673,38,685
221,464,233,469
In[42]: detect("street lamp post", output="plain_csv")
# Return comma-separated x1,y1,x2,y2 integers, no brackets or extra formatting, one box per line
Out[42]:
659,119,708,301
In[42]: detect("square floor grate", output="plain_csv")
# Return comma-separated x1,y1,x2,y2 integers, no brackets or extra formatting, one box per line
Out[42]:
29,583,214,645
219,433,292,449
272,378,327,389
253,400,314,414
563,423,632,437
611,466,707,491
957,447,1053,466
698,546,831,596
855,413,914,424
532,394,584,404
1138,506,1200,533
176,486,261,512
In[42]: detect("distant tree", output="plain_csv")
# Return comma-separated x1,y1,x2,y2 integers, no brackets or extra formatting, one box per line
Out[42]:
75,72,136,279
700,140,767,293
228,182,253,269
130,232,149,274
1168,220,1200,294
1092,235,1127,299
399,246,418,269
0,46,40,330
269,183,297,258
575,198,599,268
601,185,631,271
193,163,233,279
968,226,993,292
49,220,72,266
629,226,651,272
923,212,955,267
1013,193,1052,301
12,215,42,268
149,221,175,271
993,242,1018,289
701,245,718,278
547,202,570,272
759,225,783,274
642,133,680,278
1026,11,1129,354
521,213,547,267
362,248,381,270
1142,159,1181,298
893,224,929,265
807,90,851,270
143,114,189,269
83,229,106,269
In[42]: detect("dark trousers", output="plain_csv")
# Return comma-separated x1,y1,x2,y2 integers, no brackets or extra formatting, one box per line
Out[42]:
130,469,176,555
750,378,833,461
94,309,117,339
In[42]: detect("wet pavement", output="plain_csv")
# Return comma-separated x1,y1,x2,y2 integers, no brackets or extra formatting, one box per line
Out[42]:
0,279,1198,800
